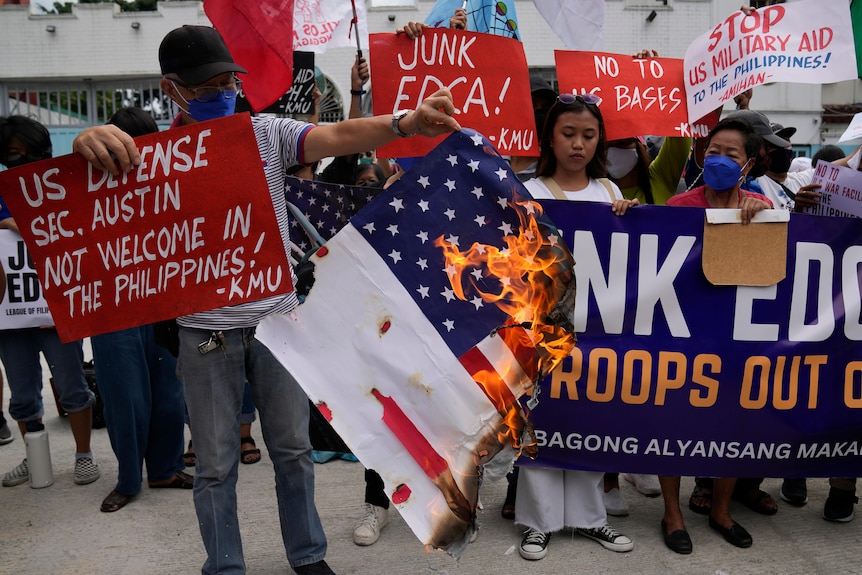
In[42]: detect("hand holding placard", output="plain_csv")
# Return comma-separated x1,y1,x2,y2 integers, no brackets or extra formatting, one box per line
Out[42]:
73,124,141,176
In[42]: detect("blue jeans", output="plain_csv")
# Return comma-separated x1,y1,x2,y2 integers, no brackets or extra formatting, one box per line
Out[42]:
177,326,326,575
240,382,256,425
0,328,92,421
91,325,185,495
186,382,256,426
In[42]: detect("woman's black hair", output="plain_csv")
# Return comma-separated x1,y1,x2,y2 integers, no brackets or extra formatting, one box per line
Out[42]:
107,107,159,137
355,162,385,186
535,96,607,180
705,117,763,161
0,115,53,166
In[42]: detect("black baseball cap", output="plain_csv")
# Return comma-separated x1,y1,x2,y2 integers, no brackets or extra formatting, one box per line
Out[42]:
530,76,558,102
159,25,247,85
725,109,790,148
770,122,797,142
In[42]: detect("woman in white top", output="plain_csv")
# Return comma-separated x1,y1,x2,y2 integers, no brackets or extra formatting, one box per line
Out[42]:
517,93,637,561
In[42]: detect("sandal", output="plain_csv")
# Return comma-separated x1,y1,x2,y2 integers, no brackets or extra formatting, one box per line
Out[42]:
183,440,196,468
241,436,261,465
149,470,194,489
688,483,713,515
101,489,135,512
733,487,778,516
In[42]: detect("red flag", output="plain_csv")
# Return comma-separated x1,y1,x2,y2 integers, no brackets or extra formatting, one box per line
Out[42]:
204,0,296,112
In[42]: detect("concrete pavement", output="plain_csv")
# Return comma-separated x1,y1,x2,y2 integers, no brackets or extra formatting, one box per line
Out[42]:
0,379,859,575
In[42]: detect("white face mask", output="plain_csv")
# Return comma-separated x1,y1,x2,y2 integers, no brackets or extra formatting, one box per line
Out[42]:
606,147,639,179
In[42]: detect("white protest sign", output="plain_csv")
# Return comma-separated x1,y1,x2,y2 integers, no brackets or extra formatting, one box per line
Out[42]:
808,161,862,219
293,0,368,54
838,112,862,145
684,0,857,124
0,230,53,329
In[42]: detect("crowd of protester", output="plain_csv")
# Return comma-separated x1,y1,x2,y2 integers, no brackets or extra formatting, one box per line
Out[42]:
0,3,859,574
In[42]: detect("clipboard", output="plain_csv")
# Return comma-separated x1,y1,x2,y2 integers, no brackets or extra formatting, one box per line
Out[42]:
702,209,790,286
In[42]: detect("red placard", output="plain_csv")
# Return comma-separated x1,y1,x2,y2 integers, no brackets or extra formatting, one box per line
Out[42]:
555,51,718,141
371,28,536,158
0,114,293,342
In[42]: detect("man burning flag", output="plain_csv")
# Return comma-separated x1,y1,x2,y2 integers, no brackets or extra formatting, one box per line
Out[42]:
258,129,575,553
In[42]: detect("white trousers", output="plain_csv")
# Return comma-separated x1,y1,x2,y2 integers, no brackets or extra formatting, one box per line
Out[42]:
515,467,606,532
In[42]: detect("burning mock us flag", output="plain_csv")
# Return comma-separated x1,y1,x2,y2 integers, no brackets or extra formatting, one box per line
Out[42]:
257,129,575,553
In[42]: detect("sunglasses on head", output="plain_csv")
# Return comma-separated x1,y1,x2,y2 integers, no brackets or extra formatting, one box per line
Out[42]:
557,93,603,107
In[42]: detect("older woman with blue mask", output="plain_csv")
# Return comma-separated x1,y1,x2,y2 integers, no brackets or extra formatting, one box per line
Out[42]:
667,117,771,223
660,116,772,554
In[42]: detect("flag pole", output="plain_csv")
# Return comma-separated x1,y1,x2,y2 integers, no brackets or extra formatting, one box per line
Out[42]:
350,0,364,109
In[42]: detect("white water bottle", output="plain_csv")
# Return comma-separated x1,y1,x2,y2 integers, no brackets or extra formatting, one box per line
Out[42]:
24,421,53,488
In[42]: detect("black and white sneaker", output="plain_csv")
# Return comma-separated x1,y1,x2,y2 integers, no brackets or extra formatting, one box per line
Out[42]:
577,524,634,552
780,478,808,507
2,459,29,487
73,457,100,485
823,487,858,522
519,528,551,560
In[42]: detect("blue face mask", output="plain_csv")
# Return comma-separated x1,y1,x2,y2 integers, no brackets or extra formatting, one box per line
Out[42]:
187,91,237,122
703,154,747,193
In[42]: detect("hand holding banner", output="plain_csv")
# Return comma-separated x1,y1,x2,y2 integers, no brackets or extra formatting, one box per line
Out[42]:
684,0,857,124
0,115,292,342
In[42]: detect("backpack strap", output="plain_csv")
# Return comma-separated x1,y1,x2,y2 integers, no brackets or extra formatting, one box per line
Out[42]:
597,177,617,202
539,176,567,200
542,176,618,202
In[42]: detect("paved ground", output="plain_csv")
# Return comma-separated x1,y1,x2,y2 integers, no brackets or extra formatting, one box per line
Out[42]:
1,374,860,575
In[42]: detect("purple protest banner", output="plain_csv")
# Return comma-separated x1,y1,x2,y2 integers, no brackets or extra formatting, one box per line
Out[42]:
522,202,862,478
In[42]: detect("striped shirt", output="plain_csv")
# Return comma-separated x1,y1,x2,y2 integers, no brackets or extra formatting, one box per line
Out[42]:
177,115,314,330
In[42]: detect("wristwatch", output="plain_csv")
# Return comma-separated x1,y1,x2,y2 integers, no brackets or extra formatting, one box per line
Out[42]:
392,109,414,138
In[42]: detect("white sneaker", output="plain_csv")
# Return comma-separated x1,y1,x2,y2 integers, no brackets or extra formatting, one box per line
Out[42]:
519,528,550,560
577,524,634,553
624,473,661,497
602,487,629,517
2,459,29,487
353,503,389,546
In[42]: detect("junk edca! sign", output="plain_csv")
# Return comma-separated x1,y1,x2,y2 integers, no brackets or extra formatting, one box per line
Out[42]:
521,202,862,478
370,28,535,158
0,114,293,341
0,230,53,329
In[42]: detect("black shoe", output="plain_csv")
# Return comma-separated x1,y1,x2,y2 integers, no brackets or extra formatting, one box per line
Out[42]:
294,560,336,575
780,478,808,507
823,487,858,522
661,520,692,554
519,528,551,560
708,516,752,548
